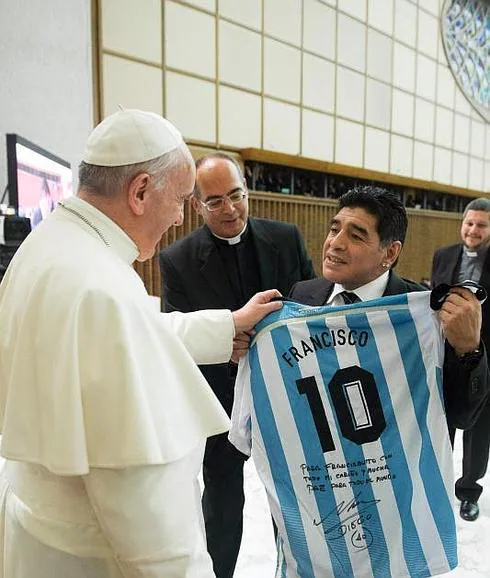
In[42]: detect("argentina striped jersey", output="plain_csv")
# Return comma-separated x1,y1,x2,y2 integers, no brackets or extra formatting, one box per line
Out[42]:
229,291,456,578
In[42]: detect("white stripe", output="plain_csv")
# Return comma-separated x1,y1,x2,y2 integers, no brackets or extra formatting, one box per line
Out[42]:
0,216,5,245
229,360,252,457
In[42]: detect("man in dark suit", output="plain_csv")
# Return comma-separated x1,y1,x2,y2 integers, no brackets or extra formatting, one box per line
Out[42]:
431,197,490,522
290,186,489,481
159,152,315,578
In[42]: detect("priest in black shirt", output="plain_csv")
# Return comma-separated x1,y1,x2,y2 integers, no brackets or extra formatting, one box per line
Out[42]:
159,152,315,578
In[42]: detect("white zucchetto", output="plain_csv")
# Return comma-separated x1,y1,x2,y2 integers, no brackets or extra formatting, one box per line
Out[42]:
83,109,184,167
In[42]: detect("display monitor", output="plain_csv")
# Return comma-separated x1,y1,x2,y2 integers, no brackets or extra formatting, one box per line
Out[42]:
6,134,73,228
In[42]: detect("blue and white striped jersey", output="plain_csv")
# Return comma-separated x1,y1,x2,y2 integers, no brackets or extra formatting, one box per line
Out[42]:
230,291,456,578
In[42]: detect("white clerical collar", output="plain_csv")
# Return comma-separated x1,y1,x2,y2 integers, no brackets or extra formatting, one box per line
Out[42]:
464,247,481,258
464,242,490,258
58,196,139,264
327,270,390,305
212,222,248,245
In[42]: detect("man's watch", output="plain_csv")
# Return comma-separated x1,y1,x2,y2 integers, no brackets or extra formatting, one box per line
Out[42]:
458,346,484,369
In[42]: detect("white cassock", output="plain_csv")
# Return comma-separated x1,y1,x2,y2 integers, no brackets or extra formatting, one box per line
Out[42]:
0,197,233,577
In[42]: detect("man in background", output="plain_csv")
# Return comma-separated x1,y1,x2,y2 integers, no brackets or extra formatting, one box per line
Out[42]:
159,152,315,578
0,110,281,578
432,197,490,522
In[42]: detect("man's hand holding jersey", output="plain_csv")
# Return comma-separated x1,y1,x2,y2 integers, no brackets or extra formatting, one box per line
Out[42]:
231,289,282,363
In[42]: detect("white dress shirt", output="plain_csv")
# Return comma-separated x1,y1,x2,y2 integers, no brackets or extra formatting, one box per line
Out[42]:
327,270,390,306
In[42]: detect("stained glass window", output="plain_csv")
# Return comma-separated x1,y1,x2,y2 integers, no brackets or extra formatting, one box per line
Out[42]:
441,0,489,121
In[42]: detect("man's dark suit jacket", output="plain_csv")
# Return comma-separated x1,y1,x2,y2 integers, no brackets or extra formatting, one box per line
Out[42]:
160,217,315,415
432,243,490,352
290,271,489,430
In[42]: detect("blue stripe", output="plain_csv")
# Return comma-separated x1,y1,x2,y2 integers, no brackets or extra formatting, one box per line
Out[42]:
271,323,355,578
345,309,428,576
435,366,444,408
389,308,457,568
249,346,316,578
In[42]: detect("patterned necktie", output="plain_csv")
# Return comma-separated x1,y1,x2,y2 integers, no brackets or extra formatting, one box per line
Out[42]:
341,291,361,304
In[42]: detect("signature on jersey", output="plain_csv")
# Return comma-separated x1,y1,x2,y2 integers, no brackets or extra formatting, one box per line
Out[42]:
313,491,380,552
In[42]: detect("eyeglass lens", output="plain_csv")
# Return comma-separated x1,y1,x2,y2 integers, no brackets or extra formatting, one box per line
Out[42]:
205,190,246,210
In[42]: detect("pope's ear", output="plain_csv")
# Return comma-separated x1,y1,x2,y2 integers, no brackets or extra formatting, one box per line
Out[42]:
127,173,151,216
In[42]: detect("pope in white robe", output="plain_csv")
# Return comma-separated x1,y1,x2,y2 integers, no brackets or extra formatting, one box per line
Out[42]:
0,110,281,577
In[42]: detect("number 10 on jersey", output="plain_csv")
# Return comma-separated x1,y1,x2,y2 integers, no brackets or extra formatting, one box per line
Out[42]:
296,366,386,453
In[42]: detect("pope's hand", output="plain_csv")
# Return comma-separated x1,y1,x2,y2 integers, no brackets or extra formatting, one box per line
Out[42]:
232,289,282,334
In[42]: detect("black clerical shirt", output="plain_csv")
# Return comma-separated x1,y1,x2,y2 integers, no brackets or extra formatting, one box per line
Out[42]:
212,226,262,308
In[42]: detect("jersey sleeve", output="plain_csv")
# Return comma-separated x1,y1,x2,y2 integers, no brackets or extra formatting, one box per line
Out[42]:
229,357,252,457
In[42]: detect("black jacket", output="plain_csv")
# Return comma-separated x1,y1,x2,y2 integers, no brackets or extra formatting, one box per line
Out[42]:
290,270,490,430
432,243,490,351
160,217,315,414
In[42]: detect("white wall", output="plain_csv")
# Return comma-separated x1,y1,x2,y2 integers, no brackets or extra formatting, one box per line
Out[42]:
0,0,93,197
99,0,490,193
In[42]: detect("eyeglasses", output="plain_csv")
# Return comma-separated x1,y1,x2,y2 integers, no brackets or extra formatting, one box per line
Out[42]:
199,189,248,212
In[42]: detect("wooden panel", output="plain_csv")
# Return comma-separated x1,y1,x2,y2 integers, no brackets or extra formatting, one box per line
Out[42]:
135,191,462,297
400,209,460,282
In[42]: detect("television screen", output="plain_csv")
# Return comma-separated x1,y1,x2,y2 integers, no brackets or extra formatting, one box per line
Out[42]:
6,134,73,229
